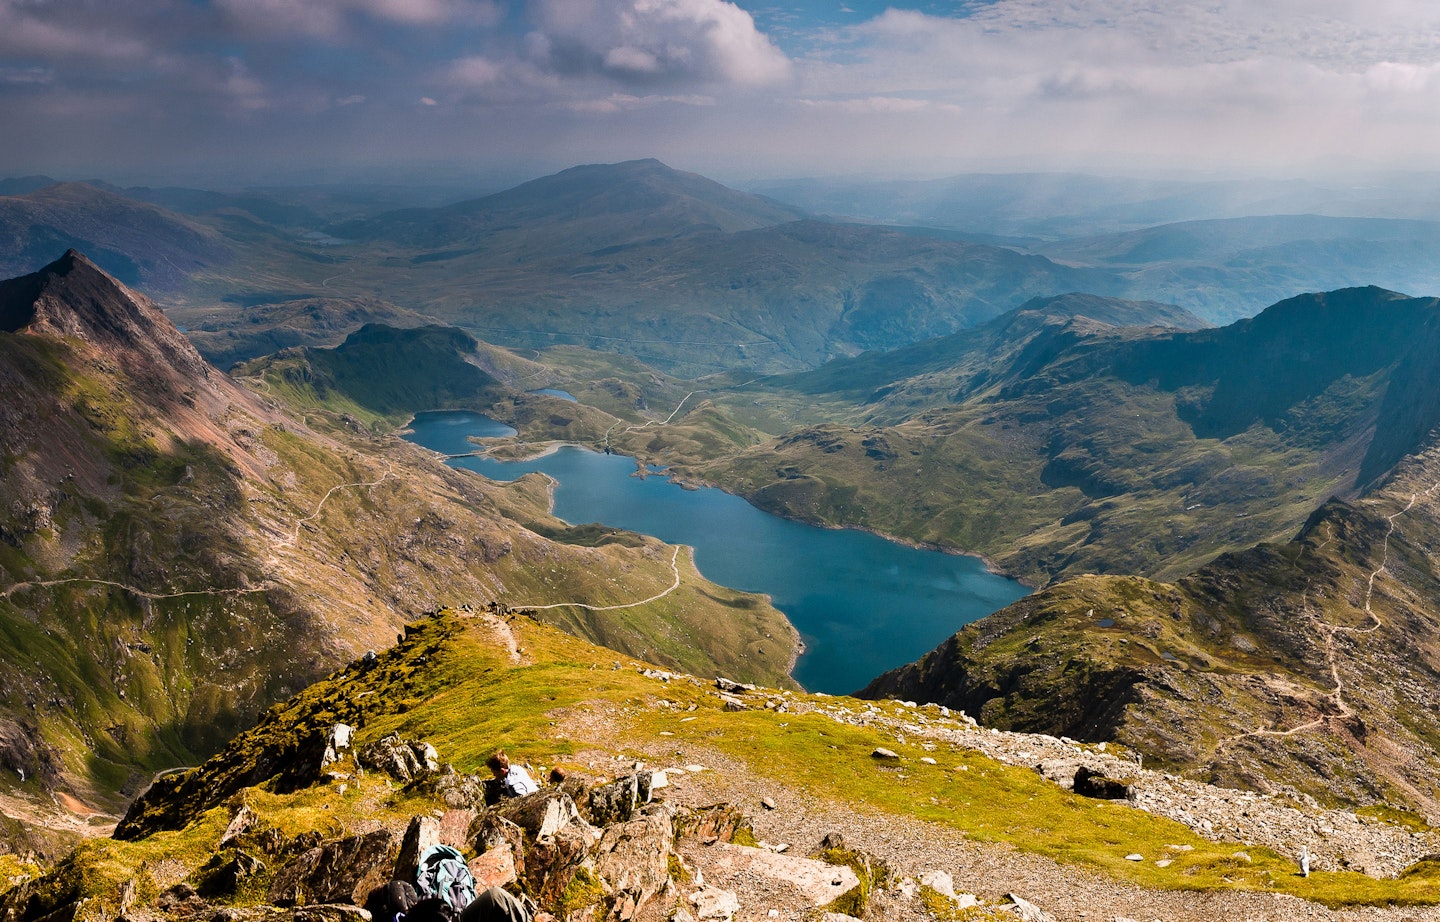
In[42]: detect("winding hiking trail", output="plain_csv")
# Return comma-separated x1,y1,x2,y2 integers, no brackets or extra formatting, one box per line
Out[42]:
0,577,270,602
1215,483,1435,751
600,390,699,452
1,463,400,605
510,545,684,612
285,462,397,545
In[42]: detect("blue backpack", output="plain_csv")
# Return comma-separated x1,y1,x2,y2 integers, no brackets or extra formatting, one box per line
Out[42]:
416,844,477,915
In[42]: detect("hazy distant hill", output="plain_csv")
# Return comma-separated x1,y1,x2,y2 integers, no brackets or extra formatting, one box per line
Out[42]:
0,183,230,289
749,172,1440,238
343,158,808,252
1037,214,1440,323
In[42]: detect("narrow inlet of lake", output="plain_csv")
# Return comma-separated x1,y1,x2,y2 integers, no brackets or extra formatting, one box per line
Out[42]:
404,410,1030,694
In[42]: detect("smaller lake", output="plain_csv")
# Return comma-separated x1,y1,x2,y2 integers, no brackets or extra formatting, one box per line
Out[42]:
529,388,578,402
405,410,1030,694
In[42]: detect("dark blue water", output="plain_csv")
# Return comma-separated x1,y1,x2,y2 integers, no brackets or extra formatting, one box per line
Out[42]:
404,410,1030,693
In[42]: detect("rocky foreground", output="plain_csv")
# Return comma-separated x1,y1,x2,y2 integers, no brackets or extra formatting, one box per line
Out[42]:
6,611,1440,922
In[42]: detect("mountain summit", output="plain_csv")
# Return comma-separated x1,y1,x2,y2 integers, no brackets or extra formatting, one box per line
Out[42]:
0,248,211,384
344,157,806,251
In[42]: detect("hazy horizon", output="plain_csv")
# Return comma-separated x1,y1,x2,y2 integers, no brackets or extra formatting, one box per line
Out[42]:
7,1,1440,187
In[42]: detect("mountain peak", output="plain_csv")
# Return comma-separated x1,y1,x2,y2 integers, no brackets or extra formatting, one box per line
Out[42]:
0,248,211,382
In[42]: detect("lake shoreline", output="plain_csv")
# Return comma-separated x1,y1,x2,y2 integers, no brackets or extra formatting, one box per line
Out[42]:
403,411,1031,694
440,428,1031,590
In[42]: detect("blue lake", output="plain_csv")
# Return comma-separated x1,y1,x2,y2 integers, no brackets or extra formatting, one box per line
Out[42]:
404,409,1030,694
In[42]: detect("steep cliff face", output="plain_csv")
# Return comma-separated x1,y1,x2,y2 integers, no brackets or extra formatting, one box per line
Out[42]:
862,447,1440,814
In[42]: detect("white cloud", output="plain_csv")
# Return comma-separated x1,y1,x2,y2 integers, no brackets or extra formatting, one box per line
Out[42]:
529,0,792,87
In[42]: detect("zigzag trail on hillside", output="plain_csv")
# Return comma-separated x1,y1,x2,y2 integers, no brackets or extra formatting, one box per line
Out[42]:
1,462,402,602
600,390,698,451
0,578,269,602
1213,482,1438,753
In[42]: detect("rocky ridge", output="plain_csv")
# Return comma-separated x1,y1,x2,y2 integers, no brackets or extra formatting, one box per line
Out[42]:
634,669,1437,880
8,610,1440,922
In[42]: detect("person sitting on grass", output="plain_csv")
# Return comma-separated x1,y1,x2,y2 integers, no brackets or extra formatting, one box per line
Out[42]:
487,750,538,798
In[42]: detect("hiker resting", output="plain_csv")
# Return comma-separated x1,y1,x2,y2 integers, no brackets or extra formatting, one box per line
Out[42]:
487,750,538,798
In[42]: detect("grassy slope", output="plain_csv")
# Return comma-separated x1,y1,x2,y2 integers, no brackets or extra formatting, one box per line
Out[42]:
14,611,1440,920
606,290,1440,588
860,444,1440,816
0,320,798,856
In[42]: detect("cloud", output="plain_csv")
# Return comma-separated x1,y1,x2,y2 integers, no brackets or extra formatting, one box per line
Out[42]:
214,0,501,38
528,0,792,87
0,1,156,62
563,91,716,112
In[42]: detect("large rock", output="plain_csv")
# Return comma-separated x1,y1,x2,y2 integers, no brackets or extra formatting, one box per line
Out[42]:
588,774,641,826
592,808,675,920
468,814,528,882
356,735,439,783
525,822,601,909
494,789,596,844
690,887,739,921
1000,893,1053,922
1072,766,1134,800
704,844,858,907
673,804,748,845
468,841,519,889
266,830,399,907
394,816,441,885
320,724,354,770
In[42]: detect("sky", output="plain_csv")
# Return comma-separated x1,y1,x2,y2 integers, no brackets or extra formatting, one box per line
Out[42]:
7,0,1440,185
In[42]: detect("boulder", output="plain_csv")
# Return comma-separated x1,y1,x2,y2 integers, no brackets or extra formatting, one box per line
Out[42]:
218,804,260,849
1033,759,1082,791
588,774,641,826
438,808,476,848
356,735,439,783
1072,766,1134,800
918,869,954,899
267,830,398,907
674,804,749,846
394,816,441,885
690,887,739,921
592,808,675,919
525,821,601,908
468,814,528,881
1000,893,1053,922
496,789,595,844
468,841,518,889
413,764,488,810
321,724,354,770
703,844,858,907
201,850,266,896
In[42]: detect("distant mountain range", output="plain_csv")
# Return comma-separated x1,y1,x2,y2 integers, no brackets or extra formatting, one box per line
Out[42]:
11,162,1440,369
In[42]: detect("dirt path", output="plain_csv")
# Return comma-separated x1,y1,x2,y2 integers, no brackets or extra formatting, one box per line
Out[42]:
1215,485,1432,751
510,546,684,612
